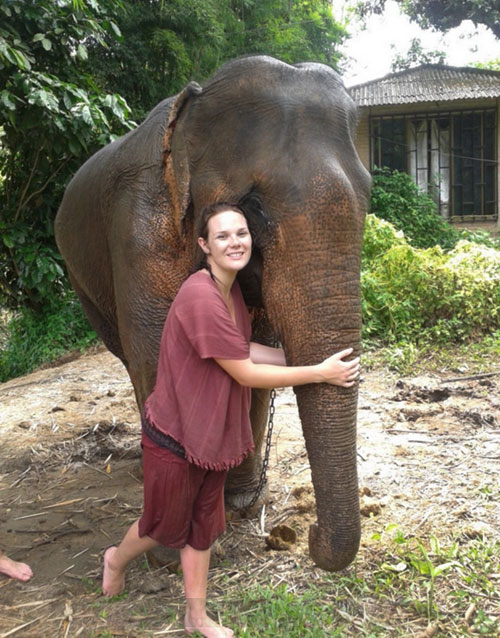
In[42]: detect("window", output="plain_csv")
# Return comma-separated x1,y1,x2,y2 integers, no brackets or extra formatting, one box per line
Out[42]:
370,109,498,220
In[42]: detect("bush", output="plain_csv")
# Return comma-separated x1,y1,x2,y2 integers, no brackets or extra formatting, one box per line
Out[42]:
370,168,460,250
0,292,98,382
362,213,407,265
362,215,500,344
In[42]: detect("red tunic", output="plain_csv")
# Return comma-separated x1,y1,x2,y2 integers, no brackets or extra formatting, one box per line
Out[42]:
144,270,253,470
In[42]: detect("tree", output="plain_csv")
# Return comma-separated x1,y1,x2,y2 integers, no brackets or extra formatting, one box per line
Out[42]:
391,37,446,72
226,0,347,66
85,0,228,119
87,0,347,119
355,0,500,39
475,59,500,71
0,0,134,311
1,0,347,311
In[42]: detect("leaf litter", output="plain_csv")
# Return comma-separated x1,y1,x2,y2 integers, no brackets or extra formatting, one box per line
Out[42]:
0,346,498,636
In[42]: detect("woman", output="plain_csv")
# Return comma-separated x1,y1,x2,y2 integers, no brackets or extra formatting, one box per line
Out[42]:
102,203,359,638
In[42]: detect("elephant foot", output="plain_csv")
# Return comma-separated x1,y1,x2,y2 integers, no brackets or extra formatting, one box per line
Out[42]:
224,482,269,518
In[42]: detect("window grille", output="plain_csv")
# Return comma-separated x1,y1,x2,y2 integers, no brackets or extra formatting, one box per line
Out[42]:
370,108,498,221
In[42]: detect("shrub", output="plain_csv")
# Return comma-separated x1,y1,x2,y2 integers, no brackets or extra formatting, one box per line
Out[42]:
0,291,98,382
362,215,500,344
370,168,460,250
362,213,407,266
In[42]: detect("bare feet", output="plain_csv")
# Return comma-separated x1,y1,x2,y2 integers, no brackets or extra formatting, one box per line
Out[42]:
0,553,33,582
102,547,125,596
185,611,234,638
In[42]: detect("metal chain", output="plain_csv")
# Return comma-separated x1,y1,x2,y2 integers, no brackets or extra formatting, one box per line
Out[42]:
246,387,276,510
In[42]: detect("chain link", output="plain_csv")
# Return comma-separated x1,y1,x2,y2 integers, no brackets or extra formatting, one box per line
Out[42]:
245,387,276,510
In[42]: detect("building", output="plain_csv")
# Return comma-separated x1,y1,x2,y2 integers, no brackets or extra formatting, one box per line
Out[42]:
348,64,500,229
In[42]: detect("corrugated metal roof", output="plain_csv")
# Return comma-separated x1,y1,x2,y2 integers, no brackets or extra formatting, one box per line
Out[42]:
348,64,500,107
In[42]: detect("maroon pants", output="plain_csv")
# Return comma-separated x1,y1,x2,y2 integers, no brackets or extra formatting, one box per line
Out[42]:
138,432,227,550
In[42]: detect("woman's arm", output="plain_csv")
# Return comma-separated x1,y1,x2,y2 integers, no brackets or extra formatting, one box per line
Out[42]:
249,342,286,366
216,348,360,389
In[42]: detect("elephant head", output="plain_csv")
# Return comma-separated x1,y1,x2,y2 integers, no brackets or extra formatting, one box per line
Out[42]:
163,57,371,570
55,55,371,572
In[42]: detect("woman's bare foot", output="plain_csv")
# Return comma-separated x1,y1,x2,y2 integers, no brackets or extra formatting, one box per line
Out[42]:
102,547,125,596
185,611,233,638
0,553,33,582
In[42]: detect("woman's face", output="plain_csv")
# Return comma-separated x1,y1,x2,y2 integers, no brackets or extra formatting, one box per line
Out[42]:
198,210,252,277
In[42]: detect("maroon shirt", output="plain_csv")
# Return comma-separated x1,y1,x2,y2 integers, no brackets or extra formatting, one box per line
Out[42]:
145,270,253,470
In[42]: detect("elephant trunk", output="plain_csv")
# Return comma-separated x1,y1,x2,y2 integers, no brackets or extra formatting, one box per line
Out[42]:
264,225,363,571
295,382,360,571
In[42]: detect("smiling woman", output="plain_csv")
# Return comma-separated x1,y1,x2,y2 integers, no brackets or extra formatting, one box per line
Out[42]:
196,203,253,307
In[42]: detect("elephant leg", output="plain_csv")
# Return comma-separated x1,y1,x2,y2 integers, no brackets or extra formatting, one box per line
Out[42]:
225,387,271,513
68,270,128,369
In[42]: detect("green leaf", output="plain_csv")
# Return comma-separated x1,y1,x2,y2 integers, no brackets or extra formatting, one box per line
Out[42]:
81,104,93,125
382,561,407,573
76,44,88,61
68,138,81,154
1,90,16,110
109,21,122,38
41,38,52,51
433,561,460,577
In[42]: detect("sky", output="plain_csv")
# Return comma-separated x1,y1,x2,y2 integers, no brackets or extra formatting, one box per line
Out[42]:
334,0,500,86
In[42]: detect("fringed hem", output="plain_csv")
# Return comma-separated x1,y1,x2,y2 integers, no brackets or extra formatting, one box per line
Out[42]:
184,444,255,472
143,404,255,472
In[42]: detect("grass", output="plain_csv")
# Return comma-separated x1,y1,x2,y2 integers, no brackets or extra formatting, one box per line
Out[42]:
207,529,499,637
362,329,500,375
91,527,497,637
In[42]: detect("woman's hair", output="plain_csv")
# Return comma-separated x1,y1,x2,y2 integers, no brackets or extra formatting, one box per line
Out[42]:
196,202,247,240
193,202,249,278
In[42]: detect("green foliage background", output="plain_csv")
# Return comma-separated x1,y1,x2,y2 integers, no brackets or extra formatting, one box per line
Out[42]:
362,214,500,345
0,0,347,381
1,2,499,382
0,0,133,312
0,0,346,313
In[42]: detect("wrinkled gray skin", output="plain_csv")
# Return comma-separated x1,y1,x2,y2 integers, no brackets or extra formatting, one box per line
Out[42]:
55,56,371,571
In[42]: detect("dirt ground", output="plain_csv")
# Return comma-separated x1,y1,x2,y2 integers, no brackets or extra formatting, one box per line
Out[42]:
0,345,498,637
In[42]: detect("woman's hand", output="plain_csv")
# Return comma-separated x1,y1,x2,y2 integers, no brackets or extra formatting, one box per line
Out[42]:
316,348,360,387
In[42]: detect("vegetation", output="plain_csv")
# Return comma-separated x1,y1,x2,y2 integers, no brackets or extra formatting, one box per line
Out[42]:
219,532,499,636
391,37,447,72
0,0,134,313
84,526,499,636
362,213,500,346
362,169,500,363
0,293,96,382
88,0,346,120
369,168,460,250
355,0,500,39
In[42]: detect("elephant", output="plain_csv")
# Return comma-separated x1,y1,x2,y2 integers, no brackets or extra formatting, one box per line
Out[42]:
55,55,371,572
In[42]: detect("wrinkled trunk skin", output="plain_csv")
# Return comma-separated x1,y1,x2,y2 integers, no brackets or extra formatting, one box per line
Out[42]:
272,287,361,571
262,213,365,571
296,383,360,570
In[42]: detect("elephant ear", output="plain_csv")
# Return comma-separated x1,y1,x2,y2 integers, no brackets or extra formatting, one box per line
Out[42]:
163,81,202,238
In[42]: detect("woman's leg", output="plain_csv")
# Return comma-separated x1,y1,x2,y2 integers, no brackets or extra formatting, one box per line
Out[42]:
102,520,159,596
181,544,233,638
0,551,33,582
